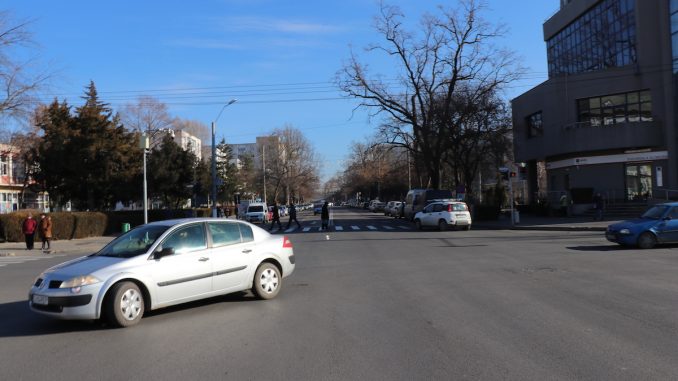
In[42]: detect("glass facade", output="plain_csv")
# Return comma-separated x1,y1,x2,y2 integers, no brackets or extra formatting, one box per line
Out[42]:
671,0,678,72
547,0,636,76
577,90,652,126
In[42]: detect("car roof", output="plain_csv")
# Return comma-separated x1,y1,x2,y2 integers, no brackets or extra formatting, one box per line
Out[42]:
145,217,244,227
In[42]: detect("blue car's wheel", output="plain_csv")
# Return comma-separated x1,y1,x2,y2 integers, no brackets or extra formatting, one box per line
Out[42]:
637,232,656,249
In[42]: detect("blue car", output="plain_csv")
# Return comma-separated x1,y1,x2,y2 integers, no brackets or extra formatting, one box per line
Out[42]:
606,202,678,249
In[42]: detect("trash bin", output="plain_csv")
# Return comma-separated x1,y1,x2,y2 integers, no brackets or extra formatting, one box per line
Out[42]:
122,223,131,233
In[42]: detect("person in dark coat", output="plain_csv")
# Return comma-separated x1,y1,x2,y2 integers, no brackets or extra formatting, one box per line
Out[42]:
286,203,302,229
22,214,37,250
321,201,330,231
593,193,605,221
269,203,282,231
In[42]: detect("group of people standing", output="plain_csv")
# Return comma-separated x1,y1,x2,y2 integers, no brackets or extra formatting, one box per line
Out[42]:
21,213,52,252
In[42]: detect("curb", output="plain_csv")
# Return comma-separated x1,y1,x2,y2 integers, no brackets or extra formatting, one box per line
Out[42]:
475,225,607,232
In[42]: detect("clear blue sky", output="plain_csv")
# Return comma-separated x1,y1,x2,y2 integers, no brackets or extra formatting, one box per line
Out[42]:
10,0,556,181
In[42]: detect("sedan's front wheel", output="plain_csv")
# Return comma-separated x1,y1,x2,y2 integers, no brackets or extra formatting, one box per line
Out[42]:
637,232,657,249
104,281,144,328
253,263,281,300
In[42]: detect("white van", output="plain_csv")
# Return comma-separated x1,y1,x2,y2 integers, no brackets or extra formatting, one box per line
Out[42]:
245,202,269,224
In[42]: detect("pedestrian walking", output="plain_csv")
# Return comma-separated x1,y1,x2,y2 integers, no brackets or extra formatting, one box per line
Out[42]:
593,192,605,221
22,213,37,250
286,203,302,229
559,193,569,217
39,214,52,252
321,201,330,230
269,203,282,231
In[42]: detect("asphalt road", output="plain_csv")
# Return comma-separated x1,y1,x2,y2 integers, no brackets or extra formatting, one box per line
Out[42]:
1,208,677,380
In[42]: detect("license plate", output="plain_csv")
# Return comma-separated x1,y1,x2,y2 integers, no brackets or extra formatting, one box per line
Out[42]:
32,294,48,305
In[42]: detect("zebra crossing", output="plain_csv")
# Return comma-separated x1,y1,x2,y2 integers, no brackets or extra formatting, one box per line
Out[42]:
270,223,413,234
0,254,66,268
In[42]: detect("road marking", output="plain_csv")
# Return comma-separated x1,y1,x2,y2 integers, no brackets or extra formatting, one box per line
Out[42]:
367,226,377,230
351,226,360,230
318,227,323,232
284,227,296,233
397,226,410,229
302,227,312,232
335,226,343,231
383,226,395,230
0,254,67,269
310,221,318,225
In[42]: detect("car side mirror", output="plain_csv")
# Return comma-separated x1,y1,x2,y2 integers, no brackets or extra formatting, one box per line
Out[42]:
154,246,175,259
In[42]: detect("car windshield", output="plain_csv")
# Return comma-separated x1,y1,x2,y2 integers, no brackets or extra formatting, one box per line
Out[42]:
641,205,669,219
95,225,169,258
248,206,264,213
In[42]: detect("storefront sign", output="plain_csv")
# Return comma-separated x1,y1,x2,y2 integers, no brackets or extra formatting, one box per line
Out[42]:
546,151,668,170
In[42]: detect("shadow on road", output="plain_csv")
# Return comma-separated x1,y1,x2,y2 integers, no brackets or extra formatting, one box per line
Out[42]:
0,292,255,337
566,245,629,252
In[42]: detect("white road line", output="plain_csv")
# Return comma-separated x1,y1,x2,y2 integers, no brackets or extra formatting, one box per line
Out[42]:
397,226,410,229
335,226,343,231
303,227,312,232
383,226,395,230
310,221,318,225
351,226,360,230
284,227,296,233
367,226,377,230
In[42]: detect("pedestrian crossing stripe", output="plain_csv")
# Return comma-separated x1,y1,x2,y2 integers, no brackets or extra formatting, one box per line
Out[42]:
367,226,377,230
397,226,409,229
302,227,312,232
335,226,343,231
351,226,360,230
383,226,394,230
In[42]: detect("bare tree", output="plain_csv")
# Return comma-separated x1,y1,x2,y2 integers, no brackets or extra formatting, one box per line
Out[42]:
172,118,209,144
120,96,173,134
264,125,320,204
0,11,50,123
337,0,523,189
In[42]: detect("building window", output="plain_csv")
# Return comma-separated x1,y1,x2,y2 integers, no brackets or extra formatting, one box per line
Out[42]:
0,155,8,176
671,0,678,72
577,90,651,126
526,112,543,138
547,0,636,76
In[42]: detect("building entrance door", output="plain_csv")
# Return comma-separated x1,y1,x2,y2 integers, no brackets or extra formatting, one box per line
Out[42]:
625,163,652,201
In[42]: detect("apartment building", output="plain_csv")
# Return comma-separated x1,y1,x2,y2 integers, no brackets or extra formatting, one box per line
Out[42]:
512,0,677,203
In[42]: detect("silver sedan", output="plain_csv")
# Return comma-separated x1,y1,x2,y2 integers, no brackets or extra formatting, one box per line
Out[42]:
28,218,295,328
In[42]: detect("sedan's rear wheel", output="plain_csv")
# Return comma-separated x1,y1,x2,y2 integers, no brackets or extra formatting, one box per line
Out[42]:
253,263,281,300
104,281,144,328
438,220,448,231
637,232,656,249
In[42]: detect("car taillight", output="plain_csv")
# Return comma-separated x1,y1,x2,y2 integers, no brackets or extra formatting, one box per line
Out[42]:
282,236,293,248
447,204,453,212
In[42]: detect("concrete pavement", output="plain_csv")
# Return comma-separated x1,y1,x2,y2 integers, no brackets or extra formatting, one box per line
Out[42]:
0,235,114,257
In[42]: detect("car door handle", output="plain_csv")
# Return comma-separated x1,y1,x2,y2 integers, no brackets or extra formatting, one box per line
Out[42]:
242,249,252,253
199,257,210,262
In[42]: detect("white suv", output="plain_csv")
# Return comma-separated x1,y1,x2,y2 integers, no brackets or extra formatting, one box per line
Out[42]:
245,202,269,224
414,201,472,231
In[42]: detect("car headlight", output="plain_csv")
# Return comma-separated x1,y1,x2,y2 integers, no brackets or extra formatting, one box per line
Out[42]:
60,275,101,293
619,229,631,235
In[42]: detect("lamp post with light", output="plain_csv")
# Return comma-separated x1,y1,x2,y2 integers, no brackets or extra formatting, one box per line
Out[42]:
211,99,237,218
140,128,173,224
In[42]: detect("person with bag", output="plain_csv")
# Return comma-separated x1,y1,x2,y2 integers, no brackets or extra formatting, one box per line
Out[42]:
22,213,37,250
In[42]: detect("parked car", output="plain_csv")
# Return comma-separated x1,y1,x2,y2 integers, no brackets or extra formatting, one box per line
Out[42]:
384,201,396,216
606,202,678,249
28,218,296,327
413,201,472,231
403,189,454,221
368,200,386,212
390,201,403,218
246,202,269,224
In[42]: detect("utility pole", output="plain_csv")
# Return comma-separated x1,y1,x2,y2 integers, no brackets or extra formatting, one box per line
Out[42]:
262,143,267,204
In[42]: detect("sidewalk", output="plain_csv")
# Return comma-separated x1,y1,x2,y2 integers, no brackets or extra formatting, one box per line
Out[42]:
473,213,616,231
0,236,114,257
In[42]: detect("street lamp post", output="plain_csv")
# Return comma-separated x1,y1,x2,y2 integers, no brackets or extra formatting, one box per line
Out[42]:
211,99,237,218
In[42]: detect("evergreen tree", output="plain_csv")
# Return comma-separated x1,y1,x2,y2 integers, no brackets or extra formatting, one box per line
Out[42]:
147,135,196,209
215,138,238,204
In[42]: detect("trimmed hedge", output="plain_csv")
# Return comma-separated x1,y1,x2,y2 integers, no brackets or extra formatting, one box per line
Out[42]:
0,209,212,242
